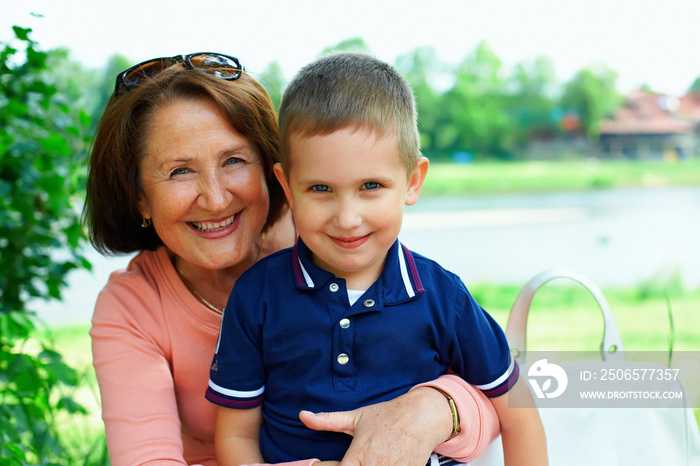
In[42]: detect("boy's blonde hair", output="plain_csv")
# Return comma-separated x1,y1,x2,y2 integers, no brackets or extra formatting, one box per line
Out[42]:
278,52,421,176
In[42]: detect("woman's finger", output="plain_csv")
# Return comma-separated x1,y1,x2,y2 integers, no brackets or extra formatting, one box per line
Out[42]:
300,410,357,437
301,388,450,466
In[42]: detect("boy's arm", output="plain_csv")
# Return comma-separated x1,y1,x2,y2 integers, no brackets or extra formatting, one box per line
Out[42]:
215,405,265,466
489,377,548,466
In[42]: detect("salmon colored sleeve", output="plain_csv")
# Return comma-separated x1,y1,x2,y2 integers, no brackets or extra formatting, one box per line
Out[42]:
412,374,500,463
91,275,188,465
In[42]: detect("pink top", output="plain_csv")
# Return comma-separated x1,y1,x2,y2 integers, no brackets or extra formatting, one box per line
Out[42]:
91,247,498,466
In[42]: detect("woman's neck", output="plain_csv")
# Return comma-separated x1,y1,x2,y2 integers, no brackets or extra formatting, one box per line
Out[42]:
171,252,246,314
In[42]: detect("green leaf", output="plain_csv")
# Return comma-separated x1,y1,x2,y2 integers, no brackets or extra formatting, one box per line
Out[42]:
12,26,32,42
38,134,70,157
4,98,29,117
8,353,41,397
79,109,91,128
57,396,88,415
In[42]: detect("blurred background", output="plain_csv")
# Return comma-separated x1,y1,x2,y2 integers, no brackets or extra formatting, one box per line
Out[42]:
1,0,699,463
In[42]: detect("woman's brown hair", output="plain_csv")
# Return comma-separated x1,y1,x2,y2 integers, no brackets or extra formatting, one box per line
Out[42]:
83,69,285,255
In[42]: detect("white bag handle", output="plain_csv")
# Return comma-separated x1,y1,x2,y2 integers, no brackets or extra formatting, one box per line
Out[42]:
505,268,625,363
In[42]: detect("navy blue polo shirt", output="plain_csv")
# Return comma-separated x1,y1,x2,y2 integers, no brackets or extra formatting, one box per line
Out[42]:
206,238,518,463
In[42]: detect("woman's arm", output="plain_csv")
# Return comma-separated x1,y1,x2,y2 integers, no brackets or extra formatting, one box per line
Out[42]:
417,374,501,462
91,289,188,465
299,374,500,465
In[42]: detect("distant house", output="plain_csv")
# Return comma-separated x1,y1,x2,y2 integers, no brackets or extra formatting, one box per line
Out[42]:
599,90,700,159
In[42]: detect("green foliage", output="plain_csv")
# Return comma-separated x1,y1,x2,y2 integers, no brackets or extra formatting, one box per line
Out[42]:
396,42,624,158
0,26,97,464
259,61,286,112
395,47,445,154
0,27,92,309
322,37,372,55
309,38,631,159
1,312,83,464
89,54,132,132
437,42,515,159
560,63,622,140
504,56,561,145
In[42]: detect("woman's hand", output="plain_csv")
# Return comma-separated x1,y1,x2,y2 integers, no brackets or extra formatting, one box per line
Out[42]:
300,387,453,466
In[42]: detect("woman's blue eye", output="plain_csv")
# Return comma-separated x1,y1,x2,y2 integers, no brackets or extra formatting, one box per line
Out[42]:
362,182,380,190
311,185,330,192
225,157,243,165
170,167,189,177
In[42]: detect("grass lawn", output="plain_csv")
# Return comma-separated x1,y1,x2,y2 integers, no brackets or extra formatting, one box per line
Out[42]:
421,158,700,195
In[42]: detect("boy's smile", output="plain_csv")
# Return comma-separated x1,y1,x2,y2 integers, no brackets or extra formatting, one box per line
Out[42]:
275,126,428,290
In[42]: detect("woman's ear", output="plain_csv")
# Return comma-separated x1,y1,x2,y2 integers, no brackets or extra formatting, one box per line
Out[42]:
405,156,429,206
273,163,294,210
137,195,152,220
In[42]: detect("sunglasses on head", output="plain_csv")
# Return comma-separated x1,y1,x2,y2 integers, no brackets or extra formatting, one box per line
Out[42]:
114,52,244,95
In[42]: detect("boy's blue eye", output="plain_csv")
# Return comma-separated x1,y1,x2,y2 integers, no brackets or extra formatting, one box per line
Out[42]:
362,182,380,190
311,185,330,192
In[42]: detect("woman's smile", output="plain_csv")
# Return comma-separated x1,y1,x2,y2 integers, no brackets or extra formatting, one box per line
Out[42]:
189,214,237,233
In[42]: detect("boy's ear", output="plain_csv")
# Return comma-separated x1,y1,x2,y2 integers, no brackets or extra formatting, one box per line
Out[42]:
273,163,294,210
405,156,429,206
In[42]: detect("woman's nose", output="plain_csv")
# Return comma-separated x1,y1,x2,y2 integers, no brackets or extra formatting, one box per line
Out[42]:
197,172,232,211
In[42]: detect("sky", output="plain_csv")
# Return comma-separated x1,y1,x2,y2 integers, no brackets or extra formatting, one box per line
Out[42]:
2,0,699,96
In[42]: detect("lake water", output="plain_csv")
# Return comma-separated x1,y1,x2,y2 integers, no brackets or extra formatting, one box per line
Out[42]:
34,187,700,326
400,186,700,290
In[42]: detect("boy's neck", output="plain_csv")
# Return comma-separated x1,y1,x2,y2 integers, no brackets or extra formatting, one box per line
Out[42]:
310,252,388,291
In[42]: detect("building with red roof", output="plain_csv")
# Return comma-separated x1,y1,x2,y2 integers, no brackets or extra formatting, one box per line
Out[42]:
599,90,700,159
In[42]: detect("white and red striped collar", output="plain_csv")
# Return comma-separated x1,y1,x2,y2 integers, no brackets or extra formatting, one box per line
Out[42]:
290,238,425,304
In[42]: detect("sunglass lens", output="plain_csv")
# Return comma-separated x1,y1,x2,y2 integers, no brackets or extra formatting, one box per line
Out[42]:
189,53,242,79
122,59,175,87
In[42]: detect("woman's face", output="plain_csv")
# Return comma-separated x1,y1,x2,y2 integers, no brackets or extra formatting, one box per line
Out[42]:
137,97,269,272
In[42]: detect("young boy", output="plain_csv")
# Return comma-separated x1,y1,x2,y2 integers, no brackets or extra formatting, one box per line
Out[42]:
206,52,547,466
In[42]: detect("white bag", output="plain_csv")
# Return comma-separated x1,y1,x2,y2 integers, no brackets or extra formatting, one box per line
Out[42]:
473,268,700,466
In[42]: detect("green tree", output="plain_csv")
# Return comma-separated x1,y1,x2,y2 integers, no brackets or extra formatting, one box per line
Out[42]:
322,37,372,55
259,60,286,111
438,41,514,159
505,56,560,146
395,46,445,157
90,54,133,131
1,26,96,464
560,63,621,140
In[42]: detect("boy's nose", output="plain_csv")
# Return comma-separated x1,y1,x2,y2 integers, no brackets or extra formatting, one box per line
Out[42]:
334,198,363,230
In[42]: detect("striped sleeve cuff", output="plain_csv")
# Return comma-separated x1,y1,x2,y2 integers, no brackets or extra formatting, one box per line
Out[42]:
204,379,264,408
474,357,520,398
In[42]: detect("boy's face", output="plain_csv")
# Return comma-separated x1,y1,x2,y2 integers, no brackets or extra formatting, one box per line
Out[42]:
274,126,428,290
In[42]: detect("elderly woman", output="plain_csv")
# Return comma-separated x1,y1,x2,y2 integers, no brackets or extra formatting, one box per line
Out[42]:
83,53,499,466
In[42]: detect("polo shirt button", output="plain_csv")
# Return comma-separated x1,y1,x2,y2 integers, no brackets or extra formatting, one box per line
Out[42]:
337,353,349,365
339,318,350,329
363,299,375,308
329,283,339,292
